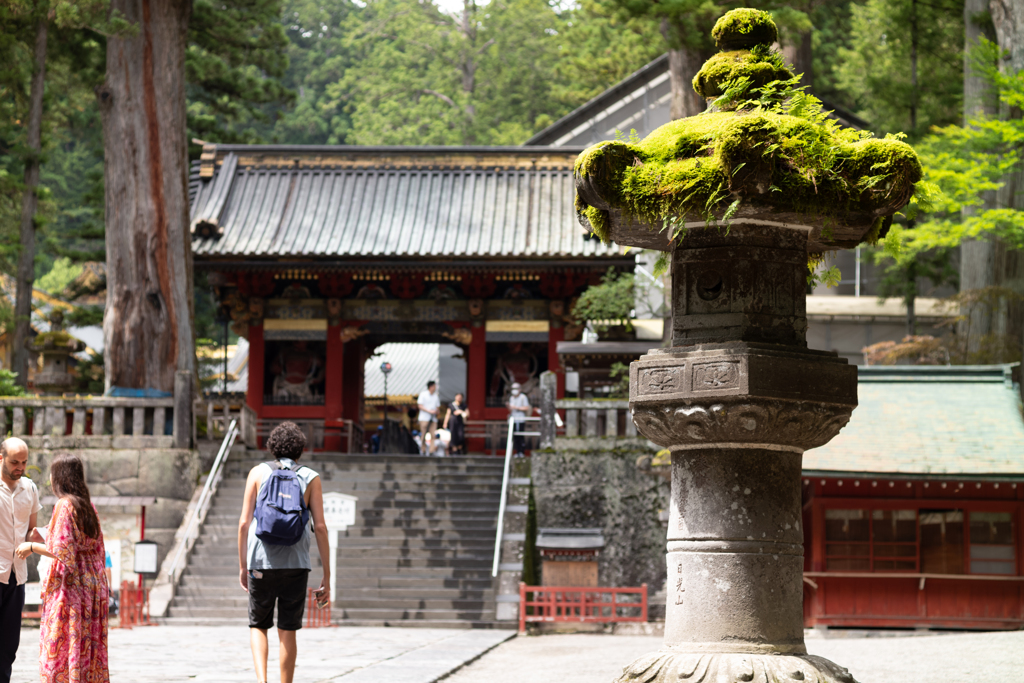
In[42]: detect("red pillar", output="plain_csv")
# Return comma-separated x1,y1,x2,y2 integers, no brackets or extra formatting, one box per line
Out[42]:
548,323,565,399
324,324,344,451
467,325,487,453
342,337,364,427
247,324,265,416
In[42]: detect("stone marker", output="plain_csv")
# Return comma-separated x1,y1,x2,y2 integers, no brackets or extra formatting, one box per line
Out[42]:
573,8,921,682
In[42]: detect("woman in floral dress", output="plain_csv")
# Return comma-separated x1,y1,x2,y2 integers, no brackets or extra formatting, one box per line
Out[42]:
17,452,109,683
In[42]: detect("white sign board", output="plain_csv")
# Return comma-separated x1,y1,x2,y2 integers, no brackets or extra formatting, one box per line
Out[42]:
133,541,159,575
321,492,357,602
322,492,357,530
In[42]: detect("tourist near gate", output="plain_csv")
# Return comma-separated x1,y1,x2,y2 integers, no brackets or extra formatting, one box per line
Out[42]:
189,145,632,451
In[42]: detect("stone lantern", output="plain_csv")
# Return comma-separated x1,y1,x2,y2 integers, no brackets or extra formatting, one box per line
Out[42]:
27,309,86,395
573,9,920,683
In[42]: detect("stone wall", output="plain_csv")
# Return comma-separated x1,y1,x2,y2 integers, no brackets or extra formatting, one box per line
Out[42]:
532,441,669,591
27,448,199,584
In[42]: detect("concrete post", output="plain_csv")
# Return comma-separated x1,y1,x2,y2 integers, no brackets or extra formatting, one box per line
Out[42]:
172,370,192,449
539,370,557,449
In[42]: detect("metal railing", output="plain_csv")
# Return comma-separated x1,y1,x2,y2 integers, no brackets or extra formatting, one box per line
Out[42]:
492,415,540,578
165,419,239,586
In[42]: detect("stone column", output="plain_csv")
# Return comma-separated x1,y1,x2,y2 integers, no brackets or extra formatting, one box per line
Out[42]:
621,223,859,683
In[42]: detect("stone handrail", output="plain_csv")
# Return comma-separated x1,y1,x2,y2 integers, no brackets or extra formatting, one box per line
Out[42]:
553,398,637,439
0,396,180,450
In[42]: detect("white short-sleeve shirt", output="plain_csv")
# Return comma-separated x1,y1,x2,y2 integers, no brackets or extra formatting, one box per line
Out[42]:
417,390,440,423
0,477,42,585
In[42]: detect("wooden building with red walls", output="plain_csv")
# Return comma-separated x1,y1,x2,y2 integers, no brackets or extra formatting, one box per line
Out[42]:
801,364,1024,630
188,144,631,451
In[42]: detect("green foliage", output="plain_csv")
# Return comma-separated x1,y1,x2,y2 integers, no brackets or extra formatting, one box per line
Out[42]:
548,0,663,111
572,268,634,325
336,0,572,145
608,361,630,399
902,44,1024,255
832,0,963,140
35,256,81,294
187,0,293,156
0,369,25,397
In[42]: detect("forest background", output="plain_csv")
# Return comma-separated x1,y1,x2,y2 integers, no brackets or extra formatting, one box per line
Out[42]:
0,0,1011,390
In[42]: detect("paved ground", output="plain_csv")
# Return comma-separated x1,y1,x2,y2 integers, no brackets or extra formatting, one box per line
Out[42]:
13,626,1024,683
444,629,1024,683
13,626,512,683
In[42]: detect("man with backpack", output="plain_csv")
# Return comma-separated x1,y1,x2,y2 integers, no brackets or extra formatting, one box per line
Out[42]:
238,422,331,683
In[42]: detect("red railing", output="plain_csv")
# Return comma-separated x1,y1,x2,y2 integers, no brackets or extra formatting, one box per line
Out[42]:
305,588,333,628
518,583,648,633
118,581,153,628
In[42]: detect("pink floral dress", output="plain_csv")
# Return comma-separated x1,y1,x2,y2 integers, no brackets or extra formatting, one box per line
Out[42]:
40,499,110,683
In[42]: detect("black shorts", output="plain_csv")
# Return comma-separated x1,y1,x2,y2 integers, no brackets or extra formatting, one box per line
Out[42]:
247,568,309,631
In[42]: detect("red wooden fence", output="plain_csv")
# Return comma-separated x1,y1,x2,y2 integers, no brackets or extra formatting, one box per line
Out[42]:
118,581,153,628
305,588,333,628
518,583,648,633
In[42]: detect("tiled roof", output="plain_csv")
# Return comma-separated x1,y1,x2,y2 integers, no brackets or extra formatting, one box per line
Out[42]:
190,145,622,263
525,54,868,148
804,365,1024,477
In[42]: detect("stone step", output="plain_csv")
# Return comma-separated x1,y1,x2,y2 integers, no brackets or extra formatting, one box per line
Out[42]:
334,607,498,621
170,594,494,611
174,581,495,599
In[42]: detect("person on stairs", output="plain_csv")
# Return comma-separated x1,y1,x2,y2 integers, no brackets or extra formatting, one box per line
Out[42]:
238,422,331,683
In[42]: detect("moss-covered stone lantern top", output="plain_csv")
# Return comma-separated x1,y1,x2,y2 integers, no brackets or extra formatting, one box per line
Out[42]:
574,8,922,254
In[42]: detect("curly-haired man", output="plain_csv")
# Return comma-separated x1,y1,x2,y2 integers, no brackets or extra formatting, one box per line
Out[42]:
237,422,331,683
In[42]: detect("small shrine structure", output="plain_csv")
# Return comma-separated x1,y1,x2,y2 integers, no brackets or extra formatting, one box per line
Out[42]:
189,145,631,450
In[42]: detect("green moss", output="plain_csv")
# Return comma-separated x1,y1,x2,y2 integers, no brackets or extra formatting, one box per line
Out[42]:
30,332,73,348
711,8,778,50
573,7,922,245
574,109,922,241
693,48,793,100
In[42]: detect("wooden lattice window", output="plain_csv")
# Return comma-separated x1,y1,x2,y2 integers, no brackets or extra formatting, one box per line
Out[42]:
825,508,918,572
969,512,1016,576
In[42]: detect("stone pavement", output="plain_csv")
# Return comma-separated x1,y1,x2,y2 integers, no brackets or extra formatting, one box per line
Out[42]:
13,626,512,683
14,626,1024,683
443,629,1024,683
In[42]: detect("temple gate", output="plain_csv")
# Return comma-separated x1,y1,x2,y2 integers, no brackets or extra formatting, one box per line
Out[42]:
189,144,632,452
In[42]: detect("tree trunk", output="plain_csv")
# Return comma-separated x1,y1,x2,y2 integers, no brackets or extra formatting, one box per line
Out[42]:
98,0,195,393
782,31,812,89
959,0,1001,352
662,19,705,120
13,17,48,388
989,0,1024,362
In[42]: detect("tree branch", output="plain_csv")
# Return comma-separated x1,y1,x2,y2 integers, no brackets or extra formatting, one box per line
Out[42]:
421,89,458,109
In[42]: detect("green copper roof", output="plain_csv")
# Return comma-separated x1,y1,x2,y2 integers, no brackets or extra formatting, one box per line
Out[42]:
804,365,1024,478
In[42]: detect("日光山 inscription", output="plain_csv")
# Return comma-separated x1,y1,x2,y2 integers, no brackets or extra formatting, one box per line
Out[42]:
692,361,740,391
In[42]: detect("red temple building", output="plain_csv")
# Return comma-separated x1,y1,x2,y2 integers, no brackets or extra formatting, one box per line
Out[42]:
189,144,631,451
801,364,1024,630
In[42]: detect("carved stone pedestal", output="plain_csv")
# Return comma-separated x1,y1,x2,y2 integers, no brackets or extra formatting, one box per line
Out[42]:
620,223,860,683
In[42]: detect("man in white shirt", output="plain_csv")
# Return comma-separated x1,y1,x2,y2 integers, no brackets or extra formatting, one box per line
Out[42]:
506,382,531,457
416,381,440,456
0,438,42,683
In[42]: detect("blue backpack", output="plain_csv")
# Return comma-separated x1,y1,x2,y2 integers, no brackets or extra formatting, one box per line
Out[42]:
254,460,310,546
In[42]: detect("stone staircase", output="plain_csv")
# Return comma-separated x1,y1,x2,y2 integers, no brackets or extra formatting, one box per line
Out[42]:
167,452,509,628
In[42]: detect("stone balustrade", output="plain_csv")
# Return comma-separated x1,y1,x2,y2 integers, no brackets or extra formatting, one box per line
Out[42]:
0,396,182,449
555,399,639,439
